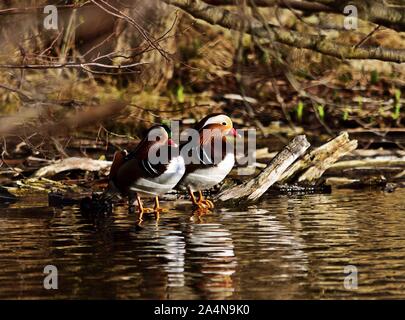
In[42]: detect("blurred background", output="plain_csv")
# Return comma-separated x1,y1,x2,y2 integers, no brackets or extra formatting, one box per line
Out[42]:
0,0,404,176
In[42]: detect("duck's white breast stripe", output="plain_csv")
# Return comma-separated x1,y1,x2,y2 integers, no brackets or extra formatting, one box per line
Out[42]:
130,156,185,196
181,153,235,191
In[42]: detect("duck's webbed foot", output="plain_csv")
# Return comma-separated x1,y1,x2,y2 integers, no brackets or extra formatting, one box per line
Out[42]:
153,196,168,220
188,188,213,211
199,199,214,209
198,191,215,209
129,193,153,223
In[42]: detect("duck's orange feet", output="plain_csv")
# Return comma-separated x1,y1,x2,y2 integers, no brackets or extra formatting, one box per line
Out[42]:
198,191,214,209
188,188,211,211
131,194,153,224
153,196,168,220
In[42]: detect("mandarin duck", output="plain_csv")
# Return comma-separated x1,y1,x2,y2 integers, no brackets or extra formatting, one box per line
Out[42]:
177,113,238,210
106,124,185,220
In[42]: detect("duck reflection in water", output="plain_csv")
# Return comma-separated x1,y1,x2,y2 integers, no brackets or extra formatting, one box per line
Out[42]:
183,217,237,299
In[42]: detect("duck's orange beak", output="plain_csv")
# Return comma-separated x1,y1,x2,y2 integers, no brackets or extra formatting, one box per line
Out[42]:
168,138,178,147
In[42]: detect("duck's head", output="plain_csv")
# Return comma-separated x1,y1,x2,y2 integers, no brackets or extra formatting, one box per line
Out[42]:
197,113,239,137
145,124,177,147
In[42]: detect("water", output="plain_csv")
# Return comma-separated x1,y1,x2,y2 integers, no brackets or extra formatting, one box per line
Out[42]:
0,189,404,299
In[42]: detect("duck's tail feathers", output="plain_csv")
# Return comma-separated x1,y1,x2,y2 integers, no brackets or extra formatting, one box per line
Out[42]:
109,150,128,180
100,150,128,201
100,181,121,201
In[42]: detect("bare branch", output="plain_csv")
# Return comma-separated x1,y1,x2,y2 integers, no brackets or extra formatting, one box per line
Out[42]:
163,0,405,63
0,83,33,102
0,61,147,73
205,0,405,31
205,0,334,13
0,2,91,16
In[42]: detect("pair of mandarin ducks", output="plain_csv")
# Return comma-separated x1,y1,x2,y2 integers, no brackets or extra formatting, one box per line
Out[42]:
105,113,238,219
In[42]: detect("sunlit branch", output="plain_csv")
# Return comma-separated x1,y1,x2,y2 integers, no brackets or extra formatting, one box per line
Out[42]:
163,0,405,63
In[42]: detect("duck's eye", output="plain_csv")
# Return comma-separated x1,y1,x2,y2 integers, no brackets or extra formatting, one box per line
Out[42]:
222,122,227,126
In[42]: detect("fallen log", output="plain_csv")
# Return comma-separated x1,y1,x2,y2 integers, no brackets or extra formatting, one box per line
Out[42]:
325,176,395,191
279,132,358,183
216,132,362,202
34,157,111,178
216,135,310,202
328,158,405,170
351,149,405,158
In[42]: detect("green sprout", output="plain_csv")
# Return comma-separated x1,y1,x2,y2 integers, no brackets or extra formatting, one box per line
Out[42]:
358,96,363,109
392,89,402,120
343,108,349,121
370,70,379,85
176,84,185,103
317,104,325,120
296,101,304,122
395,89,401,102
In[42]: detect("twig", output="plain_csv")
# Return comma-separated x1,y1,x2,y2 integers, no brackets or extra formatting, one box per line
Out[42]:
0,83,33,102
0,61,147,70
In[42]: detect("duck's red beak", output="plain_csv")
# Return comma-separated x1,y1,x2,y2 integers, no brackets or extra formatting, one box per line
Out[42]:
168,138,178,147
229,128,241,138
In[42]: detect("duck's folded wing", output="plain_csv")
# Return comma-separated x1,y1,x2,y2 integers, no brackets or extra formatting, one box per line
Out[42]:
109,150,128,180
140,158,161,177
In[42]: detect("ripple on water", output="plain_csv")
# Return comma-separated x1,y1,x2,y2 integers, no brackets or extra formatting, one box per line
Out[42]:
0,189,404,299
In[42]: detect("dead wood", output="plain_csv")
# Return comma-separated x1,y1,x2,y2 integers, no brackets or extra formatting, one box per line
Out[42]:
216,135,310,202
280,132,358,183
325,176,389,190
34,157,111,178
329,158,405,170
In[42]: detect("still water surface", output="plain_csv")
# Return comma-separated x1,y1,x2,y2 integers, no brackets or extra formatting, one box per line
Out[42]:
0,189,404,299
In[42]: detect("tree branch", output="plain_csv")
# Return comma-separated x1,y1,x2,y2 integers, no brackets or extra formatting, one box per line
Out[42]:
0,61,147,74
163,0,405,63
310,0,405,31
205,0,334,13
0,2,91,16
206,0,405,31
